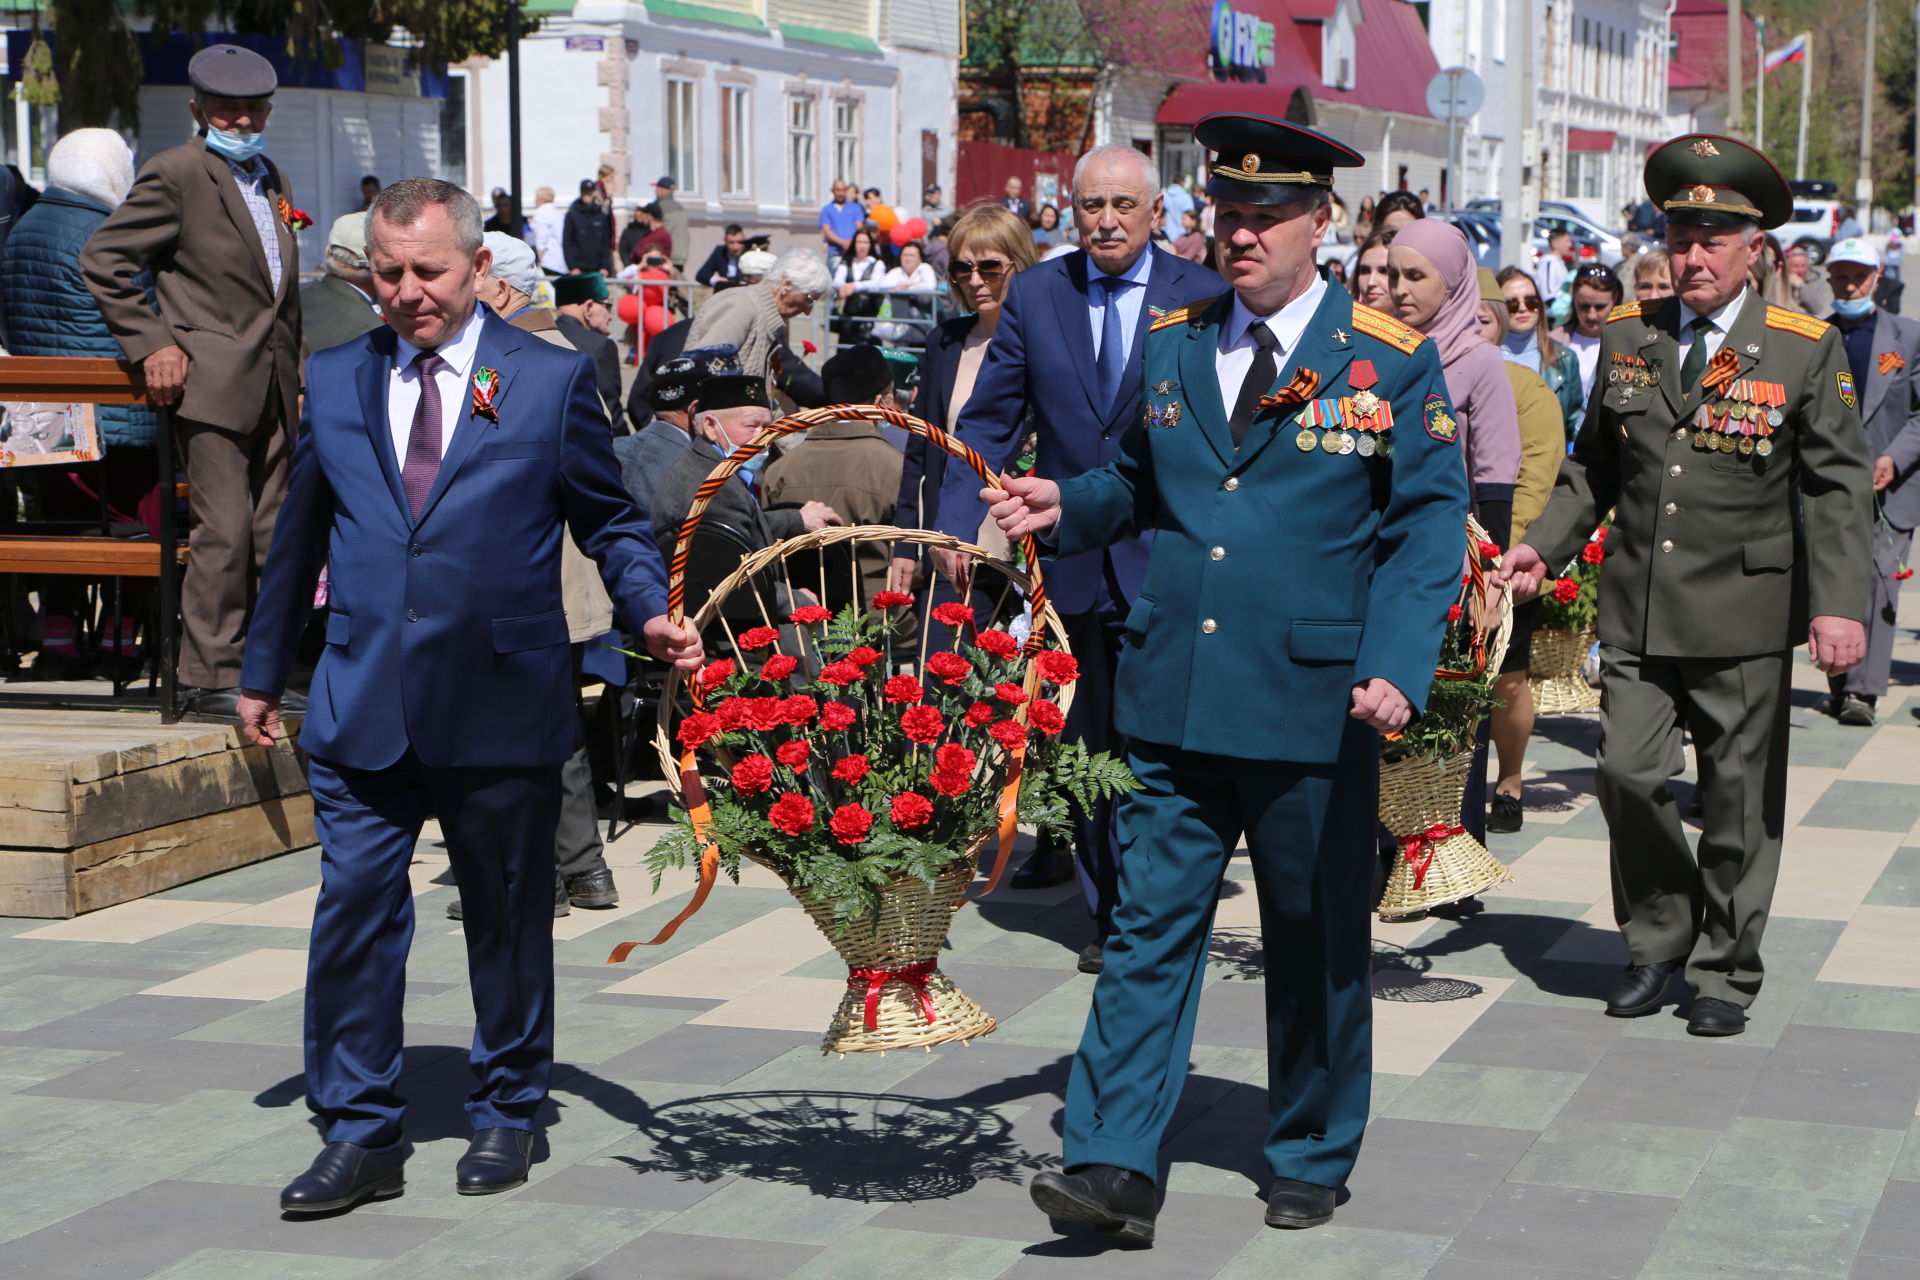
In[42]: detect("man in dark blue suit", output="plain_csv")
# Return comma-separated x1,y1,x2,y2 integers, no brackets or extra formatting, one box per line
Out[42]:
933,144,1220,971
237,179,701,1215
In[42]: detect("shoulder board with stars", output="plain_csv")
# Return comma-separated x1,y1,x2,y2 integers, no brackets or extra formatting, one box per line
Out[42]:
1349,305,1425,354
1764,305,1831,341
1606,302,1644,324
1149,294,1230,332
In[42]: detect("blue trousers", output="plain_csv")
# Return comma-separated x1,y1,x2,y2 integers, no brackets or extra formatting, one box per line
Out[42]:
1063,728,1377,1188
305,752,563,1145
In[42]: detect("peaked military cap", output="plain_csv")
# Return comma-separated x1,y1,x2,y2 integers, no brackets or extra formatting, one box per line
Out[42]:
188,44,278,99
551,272,610,307
1644,134,1792,230
1193,111,1364,205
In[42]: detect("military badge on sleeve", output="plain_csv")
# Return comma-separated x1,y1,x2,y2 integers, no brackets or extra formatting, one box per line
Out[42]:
1837,371,1858,411
1424,393,1458,444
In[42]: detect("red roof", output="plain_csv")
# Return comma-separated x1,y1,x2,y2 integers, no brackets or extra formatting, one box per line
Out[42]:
1568,128,1616,152
1158,79,1311,125
1313,0,1439,118
1669,0,1759,92
1290,0,1342,18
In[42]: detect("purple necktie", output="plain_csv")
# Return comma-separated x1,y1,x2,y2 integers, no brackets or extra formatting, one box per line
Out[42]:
401,352,444,519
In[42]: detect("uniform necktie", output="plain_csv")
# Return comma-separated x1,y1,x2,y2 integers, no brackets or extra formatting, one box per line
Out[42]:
1229,321,1281,448
402,352,445,520
1679,315,1715,393
1093,274,1132,412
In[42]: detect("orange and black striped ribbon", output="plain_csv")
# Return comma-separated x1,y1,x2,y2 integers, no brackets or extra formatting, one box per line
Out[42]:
1258,367,1321,412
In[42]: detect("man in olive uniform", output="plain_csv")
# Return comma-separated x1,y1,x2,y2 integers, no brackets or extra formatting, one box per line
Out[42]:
985,113,1469,1242
1502,135,1872,1038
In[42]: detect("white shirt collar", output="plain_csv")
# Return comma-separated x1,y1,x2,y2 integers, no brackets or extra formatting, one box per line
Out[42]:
1090,246,1154,292
1225,276,1328,355
396,305,487,377
1680,287,1748,337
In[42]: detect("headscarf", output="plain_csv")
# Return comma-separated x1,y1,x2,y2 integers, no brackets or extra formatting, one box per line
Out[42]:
1388,219,1487,370
46,128,135,209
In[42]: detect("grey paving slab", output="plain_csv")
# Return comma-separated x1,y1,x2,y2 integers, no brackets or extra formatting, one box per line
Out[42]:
1858,1177,1920,1265
1863,846,1920,907
592,1023,814,1086
1441,1182,1681,1279
1436,1001,1629,1073
1736,1025,1920,1130
1556,1035,1769,1130
1505,1117,1719,1199
5,993,256,1049
1645,1182,1878,1276
19,1037,302,1104
1799,780,1920,831
573,1230,822,1279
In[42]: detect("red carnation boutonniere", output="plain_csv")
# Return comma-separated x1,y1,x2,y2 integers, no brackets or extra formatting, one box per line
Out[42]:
471,367,503,423
275,196,312,232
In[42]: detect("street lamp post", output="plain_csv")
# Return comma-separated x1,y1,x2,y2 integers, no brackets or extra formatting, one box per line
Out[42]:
508,0,524,226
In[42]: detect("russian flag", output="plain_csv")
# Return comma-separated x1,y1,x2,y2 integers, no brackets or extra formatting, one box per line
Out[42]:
1764,34,1808,72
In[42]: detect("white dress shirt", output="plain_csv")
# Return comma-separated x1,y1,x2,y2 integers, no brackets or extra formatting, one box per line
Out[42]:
1214,276,1328,420
389,306,487,465
1087,248,1155,365
1678,287,1750,371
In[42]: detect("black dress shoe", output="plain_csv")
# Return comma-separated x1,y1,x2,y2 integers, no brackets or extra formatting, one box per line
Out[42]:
1012,842,1075,889
1029,1164,1157,1246
181,686,244,721
565,867,620,908
449,878,570,921
1077,940,1105,975
1837,694,1877,727
281,689,309,713
1265,1176,1338,1229
1487,792,1523,834
1687,996,1749,1037
280,1141,406,1214
456,1128,535,1195
1605,958,1681,1018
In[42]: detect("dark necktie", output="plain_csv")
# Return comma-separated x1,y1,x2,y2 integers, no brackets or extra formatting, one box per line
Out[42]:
1229,321,1281,448
1093,275,1132,412
402,351,445,520
1679,315,1715,393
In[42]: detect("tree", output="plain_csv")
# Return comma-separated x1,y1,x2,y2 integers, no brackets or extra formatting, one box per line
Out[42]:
964,0,1098,151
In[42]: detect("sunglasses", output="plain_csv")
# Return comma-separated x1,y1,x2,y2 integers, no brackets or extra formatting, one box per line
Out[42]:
949,258,1008,281
1505,296,1542,314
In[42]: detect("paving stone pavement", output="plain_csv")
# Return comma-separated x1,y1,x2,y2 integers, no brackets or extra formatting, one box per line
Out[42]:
7,615,1920,1279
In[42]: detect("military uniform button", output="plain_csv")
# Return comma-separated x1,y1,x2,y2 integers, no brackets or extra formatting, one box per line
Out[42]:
406,608,420,622
1223,476,1240,491
1675,427,1690,441
1664,502,1679,515
1202,619,1218,634
1669,464,1684,477
1210,546,1225,561
1661,540,1675,553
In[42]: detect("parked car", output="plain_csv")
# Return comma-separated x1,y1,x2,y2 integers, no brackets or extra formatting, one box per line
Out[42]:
1445,208,1594,275
1784,179,1843,264
1465,199,1623,266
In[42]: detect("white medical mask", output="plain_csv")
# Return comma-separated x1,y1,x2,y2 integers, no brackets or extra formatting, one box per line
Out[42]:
1833,296,1875,318
205,126,267,164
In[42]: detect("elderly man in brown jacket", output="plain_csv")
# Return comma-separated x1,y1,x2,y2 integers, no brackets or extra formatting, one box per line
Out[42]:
81,44,303,719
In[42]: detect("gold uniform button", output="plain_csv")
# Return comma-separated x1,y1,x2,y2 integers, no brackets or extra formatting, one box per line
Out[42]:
1223,476,1241,491
1669,464,1684,477
1210,546,1225,561
1202,619,1218,634
1661,539,1675,553
1664,502,1679,515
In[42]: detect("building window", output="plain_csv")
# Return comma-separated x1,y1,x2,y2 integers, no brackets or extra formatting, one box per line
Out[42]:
832,98,861,192
439,72,469,189
665,78,697,195
1567,150,1604,200
720,85,750,197
788,93,818,206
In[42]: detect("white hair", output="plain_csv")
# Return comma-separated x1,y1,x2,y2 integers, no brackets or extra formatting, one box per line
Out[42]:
1072,145,1157,200
47,128,135,209
767,248,831,296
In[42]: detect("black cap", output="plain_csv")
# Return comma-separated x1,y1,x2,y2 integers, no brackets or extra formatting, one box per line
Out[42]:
645,358,703,412
551,273,609,307
1193,111,1363,205
822,345,895,404
1644,134,1792,230
188,44,278,99
696,373,770,413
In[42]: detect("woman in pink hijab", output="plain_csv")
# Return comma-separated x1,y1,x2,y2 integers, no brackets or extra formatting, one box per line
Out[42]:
1387,220,1522,552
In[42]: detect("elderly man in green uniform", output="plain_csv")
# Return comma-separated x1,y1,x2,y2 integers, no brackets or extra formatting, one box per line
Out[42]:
1501,136,1873,1038
985,113,1469,1243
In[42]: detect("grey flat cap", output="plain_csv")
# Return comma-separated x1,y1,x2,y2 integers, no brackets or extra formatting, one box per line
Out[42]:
188,44,278,99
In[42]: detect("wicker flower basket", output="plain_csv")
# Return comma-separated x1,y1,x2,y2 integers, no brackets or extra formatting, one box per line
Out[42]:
1530,626,1600,714
1377,748,1513,919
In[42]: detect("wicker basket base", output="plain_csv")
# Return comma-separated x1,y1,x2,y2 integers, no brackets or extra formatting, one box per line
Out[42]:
787,860,997,1054
1377,750,1513,919
1530,627,1600,714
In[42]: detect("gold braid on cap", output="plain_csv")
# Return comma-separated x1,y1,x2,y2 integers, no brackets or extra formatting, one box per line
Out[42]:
1213,154,1333,187
1664,186,1762,220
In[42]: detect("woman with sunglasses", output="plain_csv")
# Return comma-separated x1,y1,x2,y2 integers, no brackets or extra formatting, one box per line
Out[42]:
1349,229,1394,314
1495,266,1583,439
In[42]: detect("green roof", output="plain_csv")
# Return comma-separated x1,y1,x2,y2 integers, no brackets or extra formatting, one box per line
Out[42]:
780,23,882,54
643,0,769,32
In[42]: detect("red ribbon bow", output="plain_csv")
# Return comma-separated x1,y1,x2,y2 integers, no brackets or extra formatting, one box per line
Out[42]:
1400,823,1465,890
846,960,939,1031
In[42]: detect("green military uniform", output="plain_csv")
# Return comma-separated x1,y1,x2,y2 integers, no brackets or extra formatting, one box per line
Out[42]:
1521,135,1873,1021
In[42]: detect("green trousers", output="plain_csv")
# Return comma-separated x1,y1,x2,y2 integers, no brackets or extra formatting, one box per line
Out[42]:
1594,644,1791,1007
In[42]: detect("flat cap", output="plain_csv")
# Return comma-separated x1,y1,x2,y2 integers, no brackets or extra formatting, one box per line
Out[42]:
483,232,541,298
188,44,278,99
551,272,610,307
1194,111,1363,206
1644,134,1791,231
326,213,367,259
696,372,770,413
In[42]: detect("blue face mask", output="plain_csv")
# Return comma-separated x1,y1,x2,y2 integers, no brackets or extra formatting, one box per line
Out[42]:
205,126,267,164
1833,296,1876,318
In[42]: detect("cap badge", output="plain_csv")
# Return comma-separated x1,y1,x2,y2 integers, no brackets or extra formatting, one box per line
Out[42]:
1241,153,1260,174
1690,184,1716,204
1692,138,1721,158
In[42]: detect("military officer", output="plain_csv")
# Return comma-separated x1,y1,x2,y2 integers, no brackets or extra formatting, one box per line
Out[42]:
985,113,1469,1242
1501,136,1873,1038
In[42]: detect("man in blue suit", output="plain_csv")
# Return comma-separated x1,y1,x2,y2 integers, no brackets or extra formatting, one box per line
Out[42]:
237,179,701,1214
933,144,1220,971
986,114,1468,1242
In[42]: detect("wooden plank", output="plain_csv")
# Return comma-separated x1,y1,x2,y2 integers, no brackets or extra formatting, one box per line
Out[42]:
0,713,241,782
0,537,164,577
0,355,149,405
0,850,73,917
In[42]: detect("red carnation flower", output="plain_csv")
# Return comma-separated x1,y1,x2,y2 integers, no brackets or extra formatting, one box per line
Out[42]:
900,704,945,743
789,605,832,625
1593,526,1609,543
716,698,755,730
930,769,971,797
760,653,800,681
974,629,1019,659
778,695,818,725
832,754,871,783
731,755,776,795
1581,542,1605,564
1898,568,1916,581
964,701,997,728
676,711,722,750
775,740,809,768
1028,699,1066,735
819,702,857,731
1033,651,1080,686
697,658,736,690
989,719,1028,751
933,743,976,776
872,591,914,610
819,660,864,686
1477,540,1501,560
845,645,883,667
884,675,925,704
1447,604,1464,622
931,602,975,628
737,626,780,651
829,802,875,846
748,699,785,732
1552,577,1581,604
926,651,973,685
993,682,1029,706
890,793,934,829
768,792,815,836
